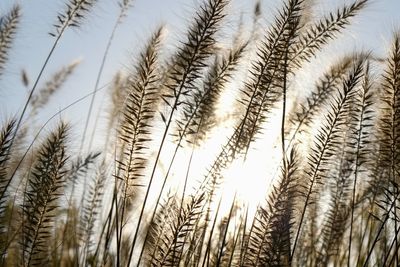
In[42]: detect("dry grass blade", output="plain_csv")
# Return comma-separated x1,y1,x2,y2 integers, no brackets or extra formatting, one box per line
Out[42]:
116,26,163,208
118,0,135,22
161,0,228,110
0,119,16,240
30,60,80,116
243,148,299,267
379,33,400,185
347,60,375,266
291,57,365,261
290,0,368,67
52,0,99,36
317,150,353,266
149,193,205,267
177,43,247,146
0,5,20,76
21,122,69,266
115,26,164,265
0,119,16,199
234,0,304,159
374,32,400,266
80,163,106,266
288,55,354,137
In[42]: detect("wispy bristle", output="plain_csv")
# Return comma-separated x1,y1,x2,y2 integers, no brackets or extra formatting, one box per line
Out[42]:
21,69,29,87
290,0,368,67
22,122,69,266
0,119,16,213
118,0,135,21
52,0,98,36
30,60,80,116
0,5,20,76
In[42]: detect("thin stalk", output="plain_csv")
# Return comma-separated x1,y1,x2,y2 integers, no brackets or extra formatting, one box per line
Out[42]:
92,188,115,265
113,177,121,267
134,142,180,266
387,231,400,267
102,194,118,266
216,194,237,267
197,170,223,266
238,204,248,266
348,78,369,267
127,106,174,266
180,144,195,211
291,106,343,261
392,134,399,267
171,148,197,266
3,29,65,201
291,142,324,262
80,12,122,154
228,220,242,267
58,193,78,266
362,191,399,267
356,185,381,266
281,45,289,171
239,205,259,266
382,225,400,266
137,115,204,266
201,198,222,267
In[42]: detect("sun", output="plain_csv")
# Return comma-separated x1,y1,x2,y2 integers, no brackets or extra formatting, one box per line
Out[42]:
158,103,285,220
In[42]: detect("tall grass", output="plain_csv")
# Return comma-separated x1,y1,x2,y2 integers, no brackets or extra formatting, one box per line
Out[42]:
0,0,399,266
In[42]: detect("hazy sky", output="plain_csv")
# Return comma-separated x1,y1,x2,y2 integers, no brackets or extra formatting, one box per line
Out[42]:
0,0,399,136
